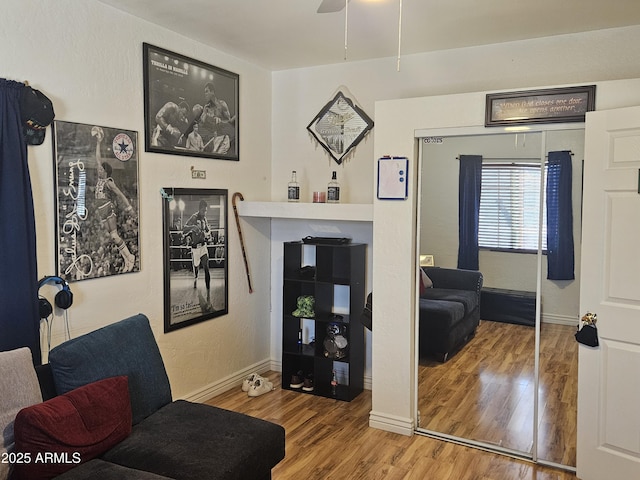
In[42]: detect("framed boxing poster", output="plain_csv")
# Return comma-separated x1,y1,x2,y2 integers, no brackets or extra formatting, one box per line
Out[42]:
161,187,228,332
143,43,239,161
52,121,140,282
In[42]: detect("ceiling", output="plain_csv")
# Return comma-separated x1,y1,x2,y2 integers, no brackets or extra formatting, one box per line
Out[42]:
98,0,640,71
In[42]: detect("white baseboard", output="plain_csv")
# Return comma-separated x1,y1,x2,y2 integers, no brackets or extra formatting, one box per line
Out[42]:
369,410,414,436
269,358,281,373
542,313,577,326
180,359,272,403
182,357,372,404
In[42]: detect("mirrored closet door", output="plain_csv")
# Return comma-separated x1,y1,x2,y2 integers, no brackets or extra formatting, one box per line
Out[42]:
415,127,582,470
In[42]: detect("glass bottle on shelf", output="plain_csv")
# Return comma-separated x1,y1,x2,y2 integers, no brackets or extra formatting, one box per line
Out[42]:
288,170,300,202
331,369,338,396
327,171,340,203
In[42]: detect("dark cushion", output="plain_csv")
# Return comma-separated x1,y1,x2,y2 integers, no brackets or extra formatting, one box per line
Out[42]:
102,400,285,480
419,298,465,328
423,267,483,292
55,459,173,480
12,376,132,480
48,314,172,425
420,288,478,315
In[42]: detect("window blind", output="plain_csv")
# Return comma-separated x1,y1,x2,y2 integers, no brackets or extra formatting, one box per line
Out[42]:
478,163,547,252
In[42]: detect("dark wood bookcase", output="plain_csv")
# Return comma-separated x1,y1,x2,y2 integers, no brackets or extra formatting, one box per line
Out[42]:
281,241,366,401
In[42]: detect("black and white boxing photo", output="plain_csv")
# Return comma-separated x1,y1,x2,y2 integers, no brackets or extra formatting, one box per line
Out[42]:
162,188,228,332
52,121,140,281
143,43,239,161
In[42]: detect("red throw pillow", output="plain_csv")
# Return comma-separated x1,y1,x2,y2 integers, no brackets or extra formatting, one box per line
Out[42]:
12,376,132,480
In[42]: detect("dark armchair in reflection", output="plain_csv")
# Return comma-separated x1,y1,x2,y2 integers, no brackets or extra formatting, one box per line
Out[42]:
418,267,483,362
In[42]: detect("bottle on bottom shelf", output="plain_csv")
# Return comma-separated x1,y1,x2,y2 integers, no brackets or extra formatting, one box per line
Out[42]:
331,369,338,396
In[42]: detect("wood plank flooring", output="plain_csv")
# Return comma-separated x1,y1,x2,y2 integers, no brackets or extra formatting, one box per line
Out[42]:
418,321,577,467
206,364,577,479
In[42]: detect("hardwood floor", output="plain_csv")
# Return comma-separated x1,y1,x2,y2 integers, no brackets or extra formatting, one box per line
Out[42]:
418,321,577,467
206,367,577,479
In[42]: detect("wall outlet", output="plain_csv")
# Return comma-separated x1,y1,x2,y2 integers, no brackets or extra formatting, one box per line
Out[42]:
191,169,206,179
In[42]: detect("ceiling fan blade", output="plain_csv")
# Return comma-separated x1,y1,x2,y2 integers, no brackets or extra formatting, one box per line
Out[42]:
317,0,348,14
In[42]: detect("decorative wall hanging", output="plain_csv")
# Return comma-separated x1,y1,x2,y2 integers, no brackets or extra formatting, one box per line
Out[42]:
143,43,239,161
161,188,228,332
485,85,596,127
52,121,140,281
307,91,373,165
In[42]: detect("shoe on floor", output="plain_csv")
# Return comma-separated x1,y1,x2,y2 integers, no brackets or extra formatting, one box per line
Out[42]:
302,374,314,392
248,377,274,397
290,370,304,389
242,373,261,392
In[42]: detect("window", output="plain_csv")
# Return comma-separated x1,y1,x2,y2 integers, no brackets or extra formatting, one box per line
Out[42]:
478,163,547,252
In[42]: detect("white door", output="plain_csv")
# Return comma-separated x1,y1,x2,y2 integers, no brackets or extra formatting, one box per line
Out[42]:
578,105,640,479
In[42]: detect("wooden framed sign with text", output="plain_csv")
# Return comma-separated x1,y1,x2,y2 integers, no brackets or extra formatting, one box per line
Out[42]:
485,85,596,127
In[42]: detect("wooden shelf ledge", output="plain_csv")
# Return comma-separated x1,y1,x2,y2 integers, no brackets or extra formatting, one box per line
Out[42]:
236,201,373,222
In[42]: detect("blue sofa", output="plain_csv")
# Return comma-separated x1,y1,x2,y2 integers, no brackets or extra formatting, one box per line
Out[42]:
419,267,483,362
16,314,285,480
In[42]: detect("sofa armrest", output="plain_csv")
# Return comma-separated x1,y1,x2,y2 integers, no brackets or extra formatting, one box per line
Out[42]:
423,267,483,295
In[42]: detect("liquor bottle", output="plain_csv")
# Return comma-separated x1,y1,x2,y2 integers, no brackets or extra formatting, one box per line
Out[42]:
331,369,338,396
288,170,300,202
327,171,340,203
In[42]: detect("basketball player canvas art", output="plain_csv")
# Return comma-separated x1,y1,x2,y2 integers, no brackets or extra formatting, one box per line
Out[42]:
161,188,228,332
52,121,140,281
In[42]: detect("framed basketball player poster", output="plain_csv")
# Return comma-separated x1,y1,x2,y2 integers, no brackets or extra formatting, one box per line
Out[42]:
52,121,140,282
143,43,239,161
161,187,229,332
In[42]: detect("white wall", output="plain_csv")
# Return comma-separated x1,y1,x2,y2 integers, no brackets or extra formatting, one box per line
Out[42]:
1,0,273,400
372,80,640,434
273,25,640,434
5,0,640,412
272,25,640,206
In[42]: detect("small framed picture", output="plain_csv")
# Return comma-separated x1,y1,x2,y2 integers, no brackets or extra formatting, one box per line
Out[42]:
420,255,434,267
143,43,239,161
162,188,229,332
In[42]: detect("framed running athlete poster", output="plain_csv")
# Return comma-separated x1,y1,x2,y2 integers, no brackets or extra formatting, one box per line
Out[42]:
161,187,228,332
52,121,140,282
143,43,239,161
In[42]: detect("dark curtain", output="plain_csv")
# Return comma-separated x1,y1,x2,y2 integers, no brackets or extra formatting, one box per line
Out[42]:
0,79,41,364
546,150,574,280
457,155,482,270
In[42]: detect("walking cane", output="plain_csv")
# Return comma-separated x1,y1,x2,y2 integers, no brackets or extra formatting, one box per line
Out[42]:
232,192,253,293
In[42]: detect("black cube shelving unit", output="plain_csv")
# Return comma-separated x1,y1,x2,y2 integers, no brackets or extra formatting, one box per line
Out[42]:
281,241,366,401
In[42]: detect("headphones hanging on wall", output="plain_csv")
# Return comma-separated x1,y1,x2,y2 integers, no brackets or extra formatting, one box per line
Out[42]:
38,275,73,319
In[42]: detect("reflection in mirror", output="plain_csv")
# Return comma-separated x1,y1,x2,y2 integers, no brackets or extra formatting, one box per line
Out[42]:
535,129,582,467
416,129,581,468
